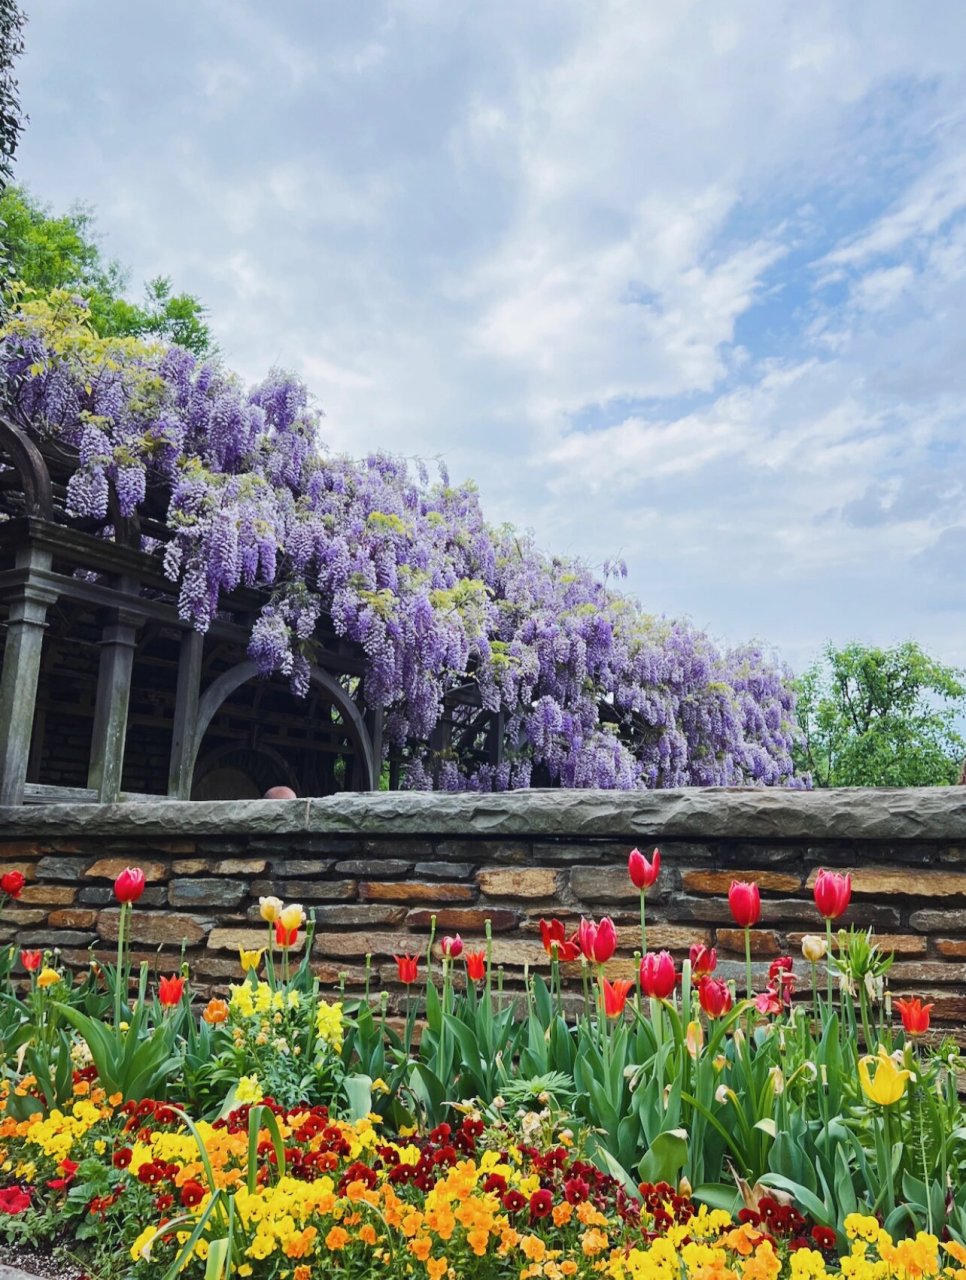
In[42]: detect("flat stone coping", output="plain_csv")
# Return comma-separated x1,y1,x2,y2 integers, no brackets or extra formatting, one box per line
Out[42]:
0,787,963,841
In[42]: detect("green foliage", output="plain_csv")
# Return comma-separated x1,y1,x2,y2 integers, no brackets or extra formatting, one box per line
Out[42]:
0,1,26,188
794,641,966,787
0,185,212,354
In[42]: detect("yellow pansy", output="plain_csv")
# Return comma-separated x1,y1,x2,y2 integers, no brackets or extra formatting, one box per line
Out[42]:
859,1047,910,1106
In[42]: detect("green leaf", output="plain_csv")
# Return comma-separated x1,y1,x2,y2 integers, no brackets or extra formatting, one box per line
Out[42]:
638,1129,689,1185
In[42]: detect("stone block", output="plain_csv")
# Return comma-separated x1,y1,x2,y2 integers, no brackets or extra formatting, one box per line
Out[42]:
888,961,966,984
435,840,526,864
208,927,304,953
309,905,407,926
332,859,413,878
405,907,520,932
570,866,665,903
911,910,966,931
168,879,248,908
359,881,475,903
0,841,41,858
0,908,46,926
85,858,168,883
18,884,75,905
682,870,802,894
362,840,435,861
250,879,356,901
414,861,475,880
213,859,267,876
935,939,966,958
270,859,336,878
98,910,212,946
715,928,782,956
806,868,966,897
36,856,90,881
47,908,98,929
19,929,97,948
172,860,208,875
477,868,559,898
0,862,35,882
311,931,412,959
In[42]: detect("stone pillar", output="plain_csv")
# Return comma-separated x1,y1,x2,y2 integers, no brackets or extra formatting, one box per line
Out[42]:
88,607,142,803
0,579,58,805
167,629,204,800
365,705,384,790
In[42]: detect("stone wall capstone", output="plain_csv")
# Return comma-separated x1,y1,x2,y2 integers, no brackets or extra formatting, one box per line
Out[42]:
0,788,964,1023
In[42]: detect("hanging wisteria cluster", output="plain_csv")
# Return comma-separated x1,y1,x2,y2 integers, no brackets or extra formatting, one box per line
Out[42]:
0,295,804,789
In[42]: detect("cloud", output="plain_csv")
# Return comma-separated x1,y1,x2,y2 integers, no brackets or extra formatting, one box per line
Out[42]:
13,0,966,675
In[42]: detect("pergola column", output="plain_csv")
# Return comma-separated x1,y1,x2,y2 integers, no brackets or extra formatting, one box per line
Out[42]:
0,577,58,805
87,606,143,803
167,629,204,799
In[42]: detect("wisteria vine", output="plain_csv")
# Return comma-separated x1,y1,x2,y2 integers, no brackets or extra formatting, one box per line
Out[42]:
0,295,804,790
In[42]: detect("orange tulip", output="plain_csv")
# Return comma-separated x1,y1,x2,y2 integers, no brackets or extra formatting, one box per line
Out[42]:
202,998,229,1025
602,978,633,1018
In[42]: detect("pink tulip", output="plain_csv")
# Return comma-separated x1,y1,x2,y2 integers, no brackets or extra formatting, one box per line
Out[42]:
628,847,661,891
639,950,676,999
577,916,617,965
728,881,761,928
813,869,851,921
440,934,463,959
113,867,146,904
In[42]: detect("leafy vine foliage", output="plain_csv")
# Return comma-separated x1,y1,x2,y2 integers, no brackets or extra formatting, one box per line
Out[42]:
0,295,803,790
0,0,25,190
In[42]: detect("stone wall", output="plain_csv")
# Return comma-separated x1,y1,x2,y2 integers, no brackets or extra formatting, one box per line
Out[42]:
0,788,965,1023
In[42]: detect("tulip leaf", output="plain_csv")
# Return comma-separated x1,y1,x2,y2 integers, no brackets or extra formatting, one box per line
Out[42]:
638,1129,688,1185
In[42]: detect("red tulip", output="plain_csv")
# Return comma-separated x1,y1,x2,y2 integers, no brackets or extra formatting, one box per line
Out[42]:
754,989,782,1016
465,950,486,983
394,954,419,984
0,871,25,899
441,934,463,959
602,978,634,1018
689,944,717,978
895,997,933,1036
728,881,761,928
157,975,186,1007
697,976,733,1020
539,918,581,962
628,847,661,890
274,919,298,948
639,950,676,999
813,869,852,921
578,916,617,965
113,867,146,904
20,950,41,974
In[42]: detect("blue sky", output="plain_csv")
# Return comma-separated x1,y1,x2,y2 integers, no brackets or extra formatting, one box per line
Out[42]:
13,1,966,675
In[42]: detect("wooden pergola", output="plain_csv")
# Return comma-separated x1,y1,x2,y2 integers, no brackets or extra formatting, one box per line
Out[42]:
0,416,385,804
0,417,508,804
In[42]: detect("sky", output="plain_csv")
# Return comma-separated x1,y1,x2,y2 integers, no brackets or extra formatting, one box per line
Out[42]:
12,1,966,676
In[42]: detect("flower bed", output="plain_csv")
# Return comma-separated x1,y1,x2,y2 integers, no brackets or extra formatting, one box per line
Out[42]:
0,855,962,1279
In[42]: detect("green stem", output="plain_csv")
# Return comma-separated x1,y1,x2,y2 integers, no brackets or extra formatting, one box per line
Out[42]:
744,926,753,1002
825,918,833,1009
114,901,128,1030
639,890,647,958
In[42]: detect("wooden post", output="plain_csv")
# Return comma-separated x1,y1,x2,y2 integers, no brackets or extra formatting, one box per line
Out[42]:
87,607,142,803
0,573,58,805
167,629,204,799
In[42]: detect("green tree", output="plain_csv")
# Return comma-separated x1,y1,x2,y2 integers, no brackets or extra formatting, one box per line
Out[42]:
794,641,966,787
0,1,26,189
0,184,212,355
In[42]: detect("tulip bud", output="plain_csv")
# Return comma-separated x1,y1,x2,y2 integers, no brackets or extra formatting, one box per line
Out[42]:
728,881,761,928
628,847,660,891
801,934,827,963
279,902,305,932
678,1177,692,1198
441,934,463,959
259,896,283,924
639,950,676,999
113,867,146,904
813,869,852,921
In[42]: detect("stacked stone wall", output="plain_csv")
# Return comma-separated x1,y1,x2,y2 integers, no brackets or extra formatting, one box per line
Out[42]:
0,789,964,1023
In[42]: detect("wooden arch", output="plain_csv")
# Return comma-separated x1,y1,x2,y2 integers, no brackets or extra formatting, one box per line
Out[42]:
0,418,53,520
187,660,376,794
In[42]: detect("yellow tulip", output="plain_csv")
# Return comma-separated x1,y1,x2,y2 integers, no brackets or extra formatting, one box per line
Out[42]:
685,1020,704,1060
279,902,306,932
239,948,264,973
801,934,827,963
859,1046,910,1106
258,896,283,924
36,968,61,989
